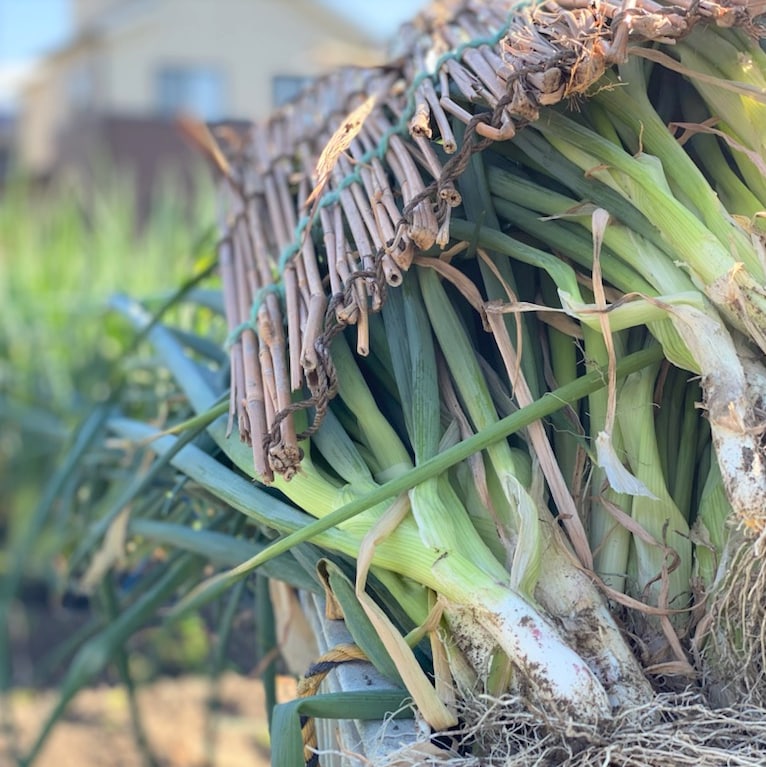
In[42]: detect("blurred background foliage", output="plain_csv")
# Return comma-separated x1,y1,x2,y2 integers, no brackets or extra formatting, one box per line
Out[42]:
0,168,219,684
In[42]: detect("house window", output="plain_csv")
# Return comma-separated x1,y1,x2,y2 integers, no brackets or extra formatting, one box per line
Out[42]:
272,75,312,108
156,66,225,121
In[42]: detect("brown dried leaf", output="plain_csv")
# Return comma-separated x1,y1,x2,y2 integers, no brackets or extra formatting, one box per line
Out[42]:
175,114,231,177
305,93,377,208
355,495,458,732
629,46,766,104
413,255,487,325
268,579,319,675
670,120,766,180
77,506,130,595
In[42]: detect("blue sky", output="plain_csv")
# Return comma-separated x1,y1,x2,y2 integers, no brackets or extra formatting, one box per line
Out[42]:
319,0,426,39
0,0,71,63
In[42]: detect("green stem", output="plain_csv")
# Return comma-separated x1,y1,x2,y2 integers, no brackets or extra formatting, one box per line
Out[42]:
617,364,692,625
582,325,632,593
593,60,760,275
672,378,701,520
456,120,544,399
331,333,413,480
167,346,665,613
535,111,740,283
541,276,581,491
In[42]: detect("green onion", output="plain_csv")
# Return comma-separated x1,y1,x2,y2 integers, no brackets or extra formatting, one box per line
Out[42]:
34,12,766,762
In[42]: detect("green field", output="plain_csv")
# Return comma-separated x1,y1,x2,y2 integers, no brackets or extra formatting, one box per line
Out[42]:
0,171,219,691
1,172,215,522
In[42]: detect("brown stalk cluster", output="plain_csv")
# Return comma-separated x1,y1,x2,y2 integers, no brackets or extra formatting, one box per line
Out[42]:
213,0,762,481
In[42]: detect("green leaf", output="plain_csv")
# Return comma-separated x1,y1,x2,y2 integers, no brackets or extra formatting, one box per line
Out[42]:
168,346,664,618
270,691,412,767
321,560,404,685
129,519,320,593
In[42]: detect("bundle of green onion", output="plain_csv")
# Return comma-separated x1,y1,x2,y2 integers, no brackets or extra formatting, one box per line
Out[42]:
168,8,766,739
30,4,766,765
